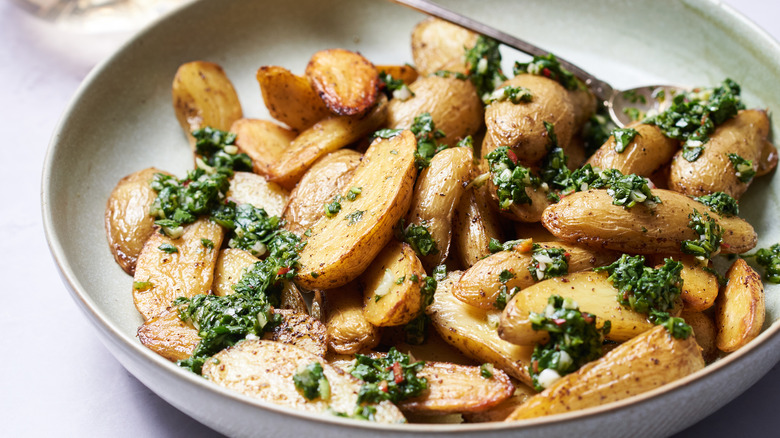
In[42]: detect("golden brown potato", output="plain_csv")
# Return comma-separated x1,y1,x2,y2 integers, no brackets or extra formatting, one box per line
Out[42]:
268,95,388,190
498,270,658,345
398,361,515,415
305,48,379,116
669,109,775,199
542,189,757,255
587,123,679,177
172,61,242,149
682,310,718,362
716,258,765,352
453,243,617,310
227,171,289,218
387,75,483,147
255,65,331,132
361,241,426,327
411,17,478,76
376,64,419,85
213,248,258,296
105,167,169,275
133,219,224,321
679,256,719,311
452,184,505,269
505,325,705,420
295,130,417,290
406,147,474,269
231,118,296,177
567,85,598,129
202,340,406,423
263,309,327,357
322,283,381,355
484,74,576,167
137,307,199,362
282,149,362,236
427,272,534,385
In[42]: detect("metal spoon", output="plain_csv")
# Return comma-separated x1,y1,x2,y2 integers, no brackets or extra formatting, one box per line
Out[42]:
390,0,684,127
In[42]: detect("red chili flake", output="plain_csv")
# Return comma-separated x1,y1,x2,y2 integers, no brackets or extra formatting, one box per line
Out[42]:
182,180,191,187
721,242,731,249
392,362,404,384
379,380,389,392
582,314,594,324
542,67,552,77
277,267,290,276
564,252,571,258
552,318,567,326
506,149,519,165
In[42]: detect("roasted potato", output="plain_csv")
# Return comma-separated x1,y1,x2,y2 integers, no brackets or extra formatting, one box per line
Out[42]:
406,146,474,269
227,171,288,218
410,17,478,76
361,241,426,327
212,248,258,296
542,189,757,255
202,340,406,423
263,309,328,357
669,109,776,198
322,283,381,355
505,325,705,420
256,65,331,132
105,167,170,275
587,123,679,177
172,61,242,149
452,184,505,269
295,129,417,290
646,254,719,312
282,149,362,236
231,118,296,177
306,48,379,116
137,306,199,362
716,258,765,352
133,218,224,321
682,310,718,362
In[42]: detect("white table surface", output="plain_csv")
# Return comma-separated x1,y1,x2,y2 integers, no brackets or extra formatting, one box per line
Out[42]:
2,0,778,436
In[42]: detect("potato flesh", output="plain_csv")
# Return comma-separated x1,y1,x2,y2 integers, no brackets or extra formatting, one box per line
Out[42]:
361,241,425,327
133,218,224,321
231,118,296,177
212,248,258,297
255,65,331,132
716,258,765,352
587,123,679,177
105,167,168,275
137,307,199,362
295,129,417,290
406,146,474,270
305,48,379,116
505,325,705,420
202,340,406,423
542,189,757,254
227,171,289,218
499,270,656,345
411,17,477,76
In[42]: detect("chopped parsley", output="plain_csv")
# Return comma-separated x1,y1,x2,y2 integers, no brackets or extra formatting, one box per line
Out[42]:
498,269,516,283
158,243,178,254
432,70,468,80
332,405,378,422
410,112,447,169
346,186,362,201
727,153,756,183
293,362,331,401
324,195,343,218
681,209,723,259
595,254,683,314
488,238,533,254
480,363,494,379
372,128,403,140
582,113,613,156
753,244,780,283
514,53,579,91
351,348,427,404
211,203,282,257
649,310,692,340
399,222,439,257
528,295,610,391
539,122,572,192
483,85,533,105
464,35,507,100
695,192,739,217
201,238,214,249
611,127,639,153
623,107,644,122
133,280,152,291
494,284,520,310
528,244,570,281
561,166,660,209
378,71,414,101
344,210,365,226
403,274,438,344
485,146,539,209
149,169,230,237
456,135,474,149
192,127,252,174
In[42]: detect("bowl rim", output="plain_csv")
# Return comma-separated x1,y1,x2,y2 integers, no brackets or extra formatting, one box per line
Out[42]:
41,0,780,433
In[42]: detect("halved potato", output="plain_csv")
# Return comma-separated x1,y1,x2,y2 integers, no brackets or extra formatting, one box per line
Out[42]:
133,218,224,321
647,254,719,312
227,171,288,218
411,17,478,76
231,118,297,177
587,123,679,177
172,61,242,148
256,65,331,132
716,258,765,352
296,129,417,289
322,283,381,355
427,272,534,385
505,325,705,420
361,241,426,327
213,248,259,296
202,340,406,423
682,310,718,362
137,306,199,362
263,309,327,357
305,48,379,116
451,183,505,269
105,167,170,275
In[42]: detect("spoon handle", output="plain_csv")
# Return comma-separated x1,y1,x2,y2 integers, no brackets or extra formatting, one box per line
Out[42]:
390,0,614,102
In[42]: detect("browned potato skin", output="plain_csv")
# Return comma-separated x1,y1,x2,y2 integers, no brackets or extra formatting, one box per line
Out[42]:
682,310,718,363
399,361,514,415
452,184,505,269
387,75,483,147
361,242,425,327
542,189,757,255
484,74,576,167
137,307,199,362
133,219,224,321
406,147,474,269
202,340,405,423
105,167,169,275
669,109,775,199
231,118,296,177
411,17,478,76
213,248,258,296
172,61,242,149
505,325,705,421
305,49,379,116
322,283,381,355
499,271,658,345
587,123,679,177
453,243,617,310
428,272,534,385
263,309,328,357
268,95,387,190
282,149,362,236
227,171,288,218
716,258,765,352
255,65,331,132
295,130,416,290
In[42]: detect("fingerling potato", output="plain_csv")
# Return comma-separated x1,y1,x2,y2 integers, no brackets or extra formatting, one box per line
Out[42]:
306,48,379,116
452,184,505,269
227,171,288,218
587,123,679,177
716,258,765,352
322,283,381,355
411,17,478,76
137,306,199,362
231,118,296,177
361,241,426,327
255,65,331,132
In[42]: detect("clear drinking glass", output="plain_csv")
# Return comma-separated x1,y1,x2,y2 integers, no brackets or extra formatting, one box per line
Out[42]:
12,0,192,33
